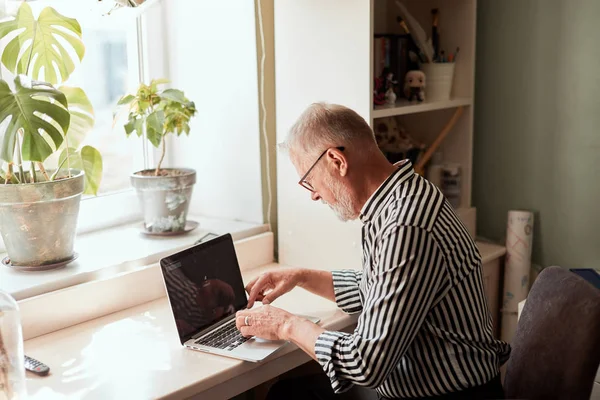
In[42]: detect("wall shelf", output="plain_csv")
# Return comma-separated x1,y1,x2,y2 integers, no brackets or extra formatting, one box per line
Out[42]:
372,97,473,118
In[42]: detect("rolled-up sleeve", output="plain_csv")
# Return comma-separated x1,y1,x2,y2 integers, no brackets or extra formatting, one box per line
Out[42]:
315,226,446,393
331,269,363,314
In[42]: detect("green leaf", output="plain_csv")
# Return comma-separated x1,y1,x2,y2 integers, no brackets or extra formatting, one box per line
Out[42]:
146,110,164,148
59,86,94,149
57,146,102,194
161,89,187,104
0,3,85,85
56,146,78,175
150,78,170,92
0,76,69,163
124,115,143,137
80,145,102,195
117,94,135,106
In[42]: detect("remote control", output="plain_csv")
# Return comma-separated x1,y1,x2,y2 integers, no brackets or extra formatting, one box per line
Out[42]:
24,355,50,376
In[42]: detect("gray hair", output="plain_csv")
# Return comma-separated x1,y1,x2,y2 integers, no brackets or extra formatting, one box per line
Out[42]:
279,103,377,158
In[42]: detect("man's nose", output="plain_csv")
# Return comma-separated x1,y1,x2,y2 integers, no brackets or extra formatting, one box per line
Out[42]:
311,191,321,201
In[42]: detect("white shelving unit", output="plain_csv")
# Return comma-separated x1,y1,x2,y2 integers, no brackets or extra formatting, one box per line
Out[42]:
373,97,473,118
275,0,504,301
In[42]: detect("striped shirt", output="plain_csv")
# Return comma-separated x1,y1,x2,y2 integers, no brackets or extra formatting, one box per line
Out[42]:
314,161,511,399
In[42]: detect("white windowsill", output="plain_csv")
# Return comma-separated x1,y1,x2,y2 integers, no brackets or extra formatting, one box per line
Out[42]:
0,215,269,301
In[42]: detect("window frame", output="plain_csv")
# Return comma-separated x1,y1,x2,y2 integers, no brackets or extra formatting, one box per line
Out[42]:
78,1,168,233
0,1,167,245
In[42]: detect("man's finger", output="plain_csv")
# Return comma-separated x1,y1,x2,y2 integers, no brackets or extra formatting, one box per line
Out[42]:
247,274,269,308
235,315,249,330
239,326,253,338
261,284,286,304
244,275,260,294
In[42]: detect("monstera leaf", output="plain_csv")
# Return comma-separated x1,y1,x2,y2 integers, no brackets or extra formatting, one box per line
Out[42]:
59,86,94,149
0,2,85,85
0,76,69,163
58,145,103,195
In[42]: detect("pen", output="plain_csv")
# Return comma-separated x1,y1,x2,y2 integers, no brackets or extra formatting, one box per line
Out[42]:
431,9,439,61
396,17,410,35
453,47,460,62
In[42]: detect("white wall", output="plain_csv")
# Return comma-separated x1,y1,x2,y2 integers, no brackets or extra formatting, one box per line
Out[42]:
275,1,371,270
163,0,263,225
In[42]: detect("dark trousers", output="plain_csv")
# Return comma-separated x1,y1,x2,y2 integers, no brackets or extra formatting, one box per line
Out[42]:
265,373,505,400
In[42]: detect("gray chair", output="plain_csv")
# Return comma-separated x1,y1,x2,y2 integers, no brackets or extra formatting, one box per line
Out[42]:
504,266,600,400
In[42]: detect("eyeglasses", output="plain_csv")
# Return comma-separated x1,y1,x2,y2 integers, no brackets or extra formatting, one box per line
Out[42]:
298,146,345,192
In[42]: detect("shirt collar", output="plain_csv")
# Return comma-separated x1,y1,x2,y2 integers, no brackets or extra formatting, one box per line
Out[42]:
359,160,414,224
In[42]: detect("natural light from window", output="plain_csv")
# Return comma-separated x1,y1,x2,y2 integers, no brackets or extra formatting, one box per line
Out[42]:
4,0,146,196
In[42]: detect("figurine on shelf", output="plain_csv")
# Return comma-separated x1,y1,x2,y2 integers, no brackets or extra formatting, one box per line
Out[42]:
384,72,398,105
404,70,426,102
385,86,397,105
373,75,386,105
374,67,398,106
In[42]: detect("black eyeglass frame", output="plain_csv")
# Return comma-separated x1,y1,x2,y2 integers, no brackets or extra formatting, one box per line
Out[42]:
298,146,345,192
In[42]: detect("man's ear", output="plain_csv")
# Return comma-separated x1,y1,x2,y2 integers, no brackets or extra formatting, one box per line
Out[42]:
327,148,348,177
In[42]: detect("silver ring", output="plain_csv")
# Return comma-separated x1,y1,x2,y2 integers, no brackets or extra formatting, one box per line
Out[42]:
244,316,250,326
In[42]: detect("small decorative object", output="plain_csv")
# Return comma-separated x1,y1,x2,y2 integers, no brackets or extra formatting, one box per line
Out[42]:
373,68,387,105
441,164,461,208
0,290,26,399
116,80,199,235
385,87,397,105
385,71,397,91
374,117,425,164
374,67,399,106
404,70,426,102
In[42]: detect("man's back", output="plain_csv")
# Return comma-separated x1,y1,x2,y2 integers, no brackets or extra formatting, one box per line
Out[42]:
318,161,510,398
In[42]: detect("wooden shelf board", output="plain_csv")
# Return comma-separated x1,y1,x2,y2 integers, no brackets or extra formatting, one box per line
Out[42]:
372,97,473,119
476,240,507,264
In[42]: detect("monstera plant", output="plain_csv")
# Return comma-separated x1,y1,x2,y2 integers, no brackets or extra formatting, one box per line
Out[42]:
0,3,102,270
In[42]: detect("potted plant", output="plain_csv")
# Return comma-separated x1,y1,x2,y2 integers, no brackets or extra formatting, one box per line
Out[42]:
116,80,197,234
0,3,102,270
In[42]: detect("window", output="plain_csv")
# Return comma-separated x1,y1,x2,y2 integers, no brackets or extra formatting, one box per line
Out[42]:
1,1,163,234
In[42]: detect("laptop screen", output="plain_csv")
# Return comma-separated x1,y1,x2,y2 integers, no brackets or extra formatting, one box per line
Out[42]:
160,234,248,343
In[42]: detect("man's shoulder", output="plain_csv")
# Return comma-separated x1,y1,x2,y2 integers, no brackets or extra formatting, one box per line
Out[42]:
380,174,446,233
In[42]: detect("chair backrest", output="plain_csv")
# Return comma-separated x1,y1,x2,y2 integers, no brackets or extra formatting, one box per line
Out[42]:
504,266,600,400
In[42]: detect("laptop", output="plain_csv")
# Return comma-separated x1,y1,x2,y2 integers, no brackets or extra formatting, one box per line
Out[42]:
159,233,319,362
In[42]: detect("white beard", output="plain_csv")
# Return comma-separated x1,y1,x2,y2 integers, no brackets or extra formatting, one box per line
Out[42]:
322,174,356,221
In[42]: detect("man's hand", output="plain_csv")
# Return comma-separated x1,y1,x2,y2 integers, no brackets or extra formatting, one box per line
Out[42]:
235,305,326,360
246,268,304,308
235,305,296,341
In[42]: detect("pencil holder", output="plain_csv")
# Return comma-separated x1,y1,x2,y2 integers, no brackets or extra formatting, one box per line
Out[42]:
421,63,455,101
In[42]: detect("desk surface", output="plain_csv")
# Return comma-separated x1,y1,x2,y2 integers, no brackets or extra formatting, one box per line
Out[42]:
24,263,356,400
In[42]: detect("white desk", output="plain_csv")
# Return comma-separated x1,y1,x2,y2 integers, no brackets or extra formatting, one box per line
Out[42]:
24,263,358,400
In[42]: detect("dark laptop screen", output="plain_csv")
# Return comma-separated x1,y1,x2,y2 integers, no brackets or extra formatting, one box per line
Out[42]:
160,234,247,343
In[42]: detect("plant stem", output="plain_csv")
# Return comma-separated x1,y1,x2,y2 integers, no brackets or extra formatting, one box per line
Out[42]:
38,162,50,181
155,133,166,176
30,162,36,183
4,164,11,184
65,135,71,179
15,130,25,182
6,163,18,184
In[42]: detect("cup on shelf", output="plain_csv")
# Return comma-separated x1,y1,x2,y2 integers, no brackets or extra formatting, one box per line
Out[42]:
421,62,455,102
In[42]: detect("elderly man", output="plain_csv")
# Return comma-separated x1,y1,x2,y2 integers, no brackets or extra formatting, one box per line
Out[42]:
236,103,510,400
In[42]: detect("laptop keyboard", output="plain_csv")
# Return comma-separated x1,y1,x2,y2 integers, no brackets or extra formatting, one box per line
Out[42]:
195,321,249,351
